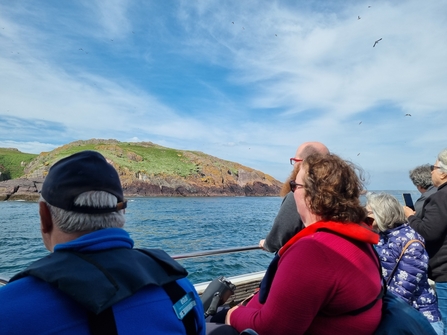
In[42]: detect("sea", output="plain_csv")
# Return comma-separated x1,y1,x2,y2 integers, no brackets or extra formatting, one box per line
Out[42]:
0,190,420,284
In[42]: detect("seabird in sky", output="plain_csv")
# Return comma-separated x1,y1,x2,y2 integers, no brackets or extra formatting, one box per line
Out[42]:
405,114,412,117
373,38,382,47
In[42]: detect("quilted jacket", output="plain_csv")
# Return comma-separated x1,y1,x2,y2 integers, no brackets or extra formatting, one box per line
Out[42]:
376,223,441,323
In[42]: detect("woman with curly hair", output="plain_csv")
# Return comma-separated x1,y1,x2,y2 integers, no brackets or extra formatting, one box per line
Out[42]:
225,154,382,335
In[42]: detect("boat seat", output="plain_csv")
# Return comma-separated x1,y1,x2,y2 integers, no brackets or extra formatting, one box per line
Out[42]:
240,329,259,335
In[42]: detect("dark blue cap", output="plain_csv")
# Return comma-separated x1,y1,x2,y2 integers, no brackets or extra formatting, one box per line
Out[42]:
41,151,126,213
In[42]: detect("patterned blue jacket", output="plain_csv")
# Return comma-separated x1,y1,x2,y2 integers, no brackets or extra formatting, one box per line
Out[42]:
376,223,441,323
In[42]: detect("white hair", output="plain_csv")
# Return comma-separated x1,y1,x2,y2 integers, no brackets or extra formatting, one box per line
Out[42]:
366,192,406,232
437,148,447,173
40,191,125,233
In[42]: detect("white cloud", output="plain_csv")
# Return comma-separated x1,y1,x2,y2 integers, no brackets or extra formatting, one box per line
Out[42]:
0,141,58,154
1,0,447,190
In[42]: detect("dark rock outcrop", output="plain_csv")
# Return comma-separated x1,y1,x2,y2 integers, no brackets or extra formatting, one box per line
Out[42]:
0,178,44,201
0,177,280,201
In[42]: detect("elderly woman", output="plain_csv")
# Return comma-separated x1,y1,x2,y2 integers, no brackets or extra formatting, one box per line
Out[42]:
366,192,443,335
405,148,447,332
225,154,382,335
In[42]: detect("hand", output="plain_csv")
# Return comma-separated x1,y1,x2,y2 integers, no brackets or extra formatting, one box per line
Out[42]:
259,239,265,249
403,206,416,218
225,305,239,325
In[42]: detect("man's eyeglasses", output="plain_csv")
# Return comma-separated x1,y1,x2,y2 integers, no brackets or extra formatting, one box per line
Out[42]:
290,158,303,165
290,180,304,192
364,217,375,226
431,165,441,172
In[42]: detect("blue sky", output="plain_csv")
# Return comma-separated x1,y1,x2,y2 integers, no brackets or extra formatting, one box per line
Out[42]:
1,0,446,190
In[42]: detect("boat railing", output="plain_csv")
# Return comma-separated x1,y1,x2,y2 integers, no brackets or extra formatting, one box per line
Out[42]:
171,245,261,260
0,245,267,302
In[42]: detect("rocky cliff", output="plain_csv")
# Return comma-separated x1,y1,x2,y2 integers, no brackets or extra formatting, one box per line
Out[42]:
0,139,282,201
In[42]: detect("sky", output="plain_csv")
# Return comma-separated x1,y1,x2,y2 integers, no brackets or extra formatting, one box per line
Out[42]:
1,0,446,190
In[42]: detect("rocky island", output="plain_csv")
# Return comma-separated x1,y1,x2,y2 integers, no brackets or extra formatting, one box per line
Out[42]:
0,139,282,201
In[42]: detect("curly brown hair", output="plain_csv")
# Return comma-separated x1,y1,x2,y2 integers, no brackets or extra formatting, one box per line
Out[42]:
302,153,366,223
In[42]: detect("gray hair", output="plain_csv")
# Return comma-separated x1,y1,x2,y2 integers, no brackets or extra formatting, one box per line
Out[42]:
40,191,125,233
437,148,447,173
409,164,433,189
366,192,406,232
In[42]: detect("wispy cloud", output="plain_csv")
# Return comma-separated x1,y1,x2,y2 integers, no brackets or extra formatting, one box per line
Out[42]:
0,0,446,189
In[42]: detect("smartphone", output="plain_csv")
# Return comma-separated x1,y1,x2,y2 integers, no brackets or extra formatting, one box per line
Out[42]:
402,193,415,211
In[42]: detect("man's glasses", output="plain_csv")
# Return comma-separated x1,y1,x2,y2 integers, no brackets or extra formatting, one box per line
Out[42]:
431,165,441,172
290,158,303,165
290,180,304,192
364,217,375,226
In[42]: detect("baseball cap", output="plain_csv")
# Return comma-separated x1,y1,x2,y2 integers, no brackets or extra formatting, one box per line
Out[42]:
41,150,127,213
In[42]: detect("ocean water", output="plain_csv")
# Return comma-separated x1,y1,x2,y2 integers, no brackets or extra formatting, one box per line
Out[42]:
0,190,420,284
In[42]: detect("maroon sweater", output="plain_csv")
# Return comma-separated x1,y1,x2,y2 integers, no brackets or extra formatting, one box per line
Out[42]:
230,221,382,335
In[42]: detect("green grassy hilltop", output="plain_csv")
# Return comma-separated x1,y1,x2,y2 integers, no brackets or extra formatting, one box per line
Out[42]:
0,139,281,198
0,148,37,180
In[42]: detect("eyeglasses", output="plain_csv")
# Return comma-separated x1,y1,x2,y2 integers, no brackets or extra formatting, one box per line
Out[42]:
290,158,303,165
364,217,375,226
290,180,304,192
431,165,441,172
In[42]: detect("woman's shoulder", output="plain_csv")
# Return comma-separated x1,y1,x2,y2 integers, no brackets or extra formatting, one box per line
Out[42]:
381,224,424,244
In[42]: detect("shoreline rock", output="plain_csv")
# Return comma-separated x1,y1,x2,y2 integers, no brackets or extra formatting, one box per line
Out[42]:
0,178,281,201
0,178,44,201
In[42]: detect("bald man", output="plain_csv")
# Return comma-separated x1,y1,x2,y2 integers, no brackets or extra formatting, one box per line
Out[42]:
260,142,330,252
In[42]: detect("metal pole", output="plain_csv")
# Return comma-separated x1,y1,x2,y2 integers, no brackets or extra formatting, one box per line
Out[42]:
172,245,261,260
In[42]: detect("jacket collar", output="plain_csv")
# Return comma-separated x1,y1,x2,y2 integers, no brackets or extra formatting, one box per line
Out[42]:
279,220,379,257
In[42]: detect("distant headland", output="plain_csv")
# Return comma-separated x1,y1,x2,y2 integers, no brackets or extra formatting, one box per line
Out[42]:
0,139,282,201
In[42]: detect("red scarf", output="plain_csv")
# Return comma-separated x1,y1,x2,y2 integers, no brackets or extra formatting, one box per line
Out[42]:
279,220,379,257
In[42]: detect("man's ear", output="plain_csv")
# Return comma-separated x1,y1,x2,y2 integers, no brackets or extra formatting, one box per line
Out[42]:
439,171,447,184
39,202,53,234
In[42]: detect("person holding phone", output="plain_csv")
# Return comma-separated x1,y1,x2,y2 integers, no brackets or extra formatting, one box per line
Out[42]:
405,149,447,333
409,164,438,218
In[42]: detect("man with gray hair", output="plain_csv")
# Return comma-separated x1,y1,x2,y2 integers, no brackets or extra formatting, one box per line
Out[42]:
0,151,205,335
410,164,438,218
259,141,329,252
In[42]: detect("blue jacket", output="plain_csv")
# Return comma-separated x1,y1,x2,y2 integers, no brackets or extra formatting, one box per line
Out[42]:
0,228,206,335
376,223,441,323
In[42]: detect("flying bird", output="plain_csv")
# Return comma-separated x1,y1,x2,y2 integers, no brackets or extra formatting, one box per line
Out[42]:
357,153,360,156
373,38,382,47
405,114,412,117
232,22,234,24
275,34,277,36
359,121,362,125
368,5,371,8
358,16,361,20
